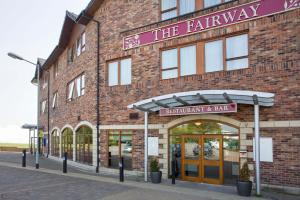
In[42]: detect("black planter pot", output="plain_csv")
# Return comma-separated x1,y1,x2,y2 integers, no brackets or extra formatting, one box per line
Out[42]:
150,171,162,184
237,180,252,196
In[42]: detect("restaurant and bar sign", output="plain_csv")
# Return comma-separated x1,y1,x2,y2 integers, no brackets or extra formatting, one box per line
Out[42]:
159,103,237,116
123,0,299,50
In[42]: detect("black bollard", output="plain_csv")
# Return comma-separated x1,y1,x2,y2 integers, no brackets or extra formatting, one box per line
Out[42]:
119,157,124,182
63,152,68,173
171,159,176,184
22,149,26,167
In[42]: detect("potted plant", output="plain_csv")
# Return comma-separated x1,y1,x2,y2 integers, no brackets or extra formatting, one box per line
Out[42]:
237,162,252,196
150,159,162,184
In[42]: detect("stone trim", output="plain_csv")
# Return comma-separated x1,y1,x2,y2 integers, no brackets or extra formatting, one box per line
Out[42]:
241,120,300,128
99,124,164,130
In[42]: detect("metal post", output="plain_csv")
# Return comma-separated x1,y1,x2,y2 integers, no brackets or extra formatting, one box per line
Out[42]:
171,158,176,184
22,149,26,167
36,64,40,169
28,130,31,150
119,157,124,182
63,152,67,173
254,104,260,195
33,130,36,155
144,112,148,182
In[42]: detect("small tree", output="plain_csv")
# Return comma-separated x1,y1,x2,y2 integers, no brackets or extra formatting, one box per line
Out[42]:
239,162,250,182
150,159,160,172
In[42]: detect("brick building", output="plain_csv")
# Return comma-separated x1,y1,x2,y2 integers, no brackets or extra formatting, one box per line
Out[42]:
34,0,299,193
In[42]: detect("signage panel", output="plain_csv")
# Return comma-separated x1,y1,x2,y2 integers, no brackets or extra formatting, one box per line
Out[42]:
159,103,237,116
123,0,299,50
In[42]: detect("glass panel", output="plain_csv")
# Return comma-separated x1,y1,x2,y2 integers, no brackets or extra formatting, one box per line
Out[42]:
204,165,220,179
205,40,223,72
204,138,220,160
227,58,248,70
184,164,199,177
180,45,196,76
204,0,221,8
162,69,178,79
120,58,131,85
162,10,177,20
109,133,119,169
169,135,182,178
76,77,81,97
108,62,118,86
162,48,177,69
223,136,239,185
161,0,176,11
226,34,248,59
184,137,200,160
121,134,132,170
180,0,195,15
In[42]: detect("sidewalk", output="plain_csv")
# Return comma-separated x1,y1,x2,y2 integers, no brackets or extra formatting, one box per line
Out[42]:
0,152,298,200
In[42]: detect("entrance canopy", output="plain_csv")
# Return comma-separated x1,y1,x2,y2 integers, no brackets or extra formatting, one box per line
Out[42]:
128,90,275,112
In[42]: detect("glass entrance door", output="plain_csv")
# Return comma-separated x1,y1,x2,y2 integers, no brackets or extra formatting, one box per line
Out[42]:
202,135,223,184
181,135,202,182
181,135,223,184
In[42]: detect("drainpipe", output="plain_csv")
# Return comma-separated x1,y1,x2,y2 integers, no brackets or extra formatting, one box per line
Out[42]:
80,12,101,173
47,70,50,157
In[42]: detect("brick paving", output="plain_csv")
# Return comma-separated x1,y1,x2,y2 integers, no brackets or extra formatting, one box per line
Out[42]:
0,152,298,200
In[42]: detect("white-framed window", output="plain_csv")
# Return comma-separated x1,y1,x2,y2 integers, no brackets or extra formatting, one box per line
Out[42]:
53,61,59,79
52,92,58,109
161,45,196,79
67,45,75,65
205,40,223,73
42,74,48,89
67,73,85,101
108,58,132,86
41,100,47,114
161,0,196,20
76,32,86,56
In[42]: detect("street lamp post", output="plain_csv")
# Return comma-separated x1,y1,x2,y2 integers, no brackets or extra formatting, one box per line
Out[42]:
8,52,40,169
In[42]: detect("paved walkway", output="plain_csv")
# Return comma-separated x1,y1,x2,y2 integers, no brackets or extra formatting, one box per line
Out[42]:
0,152,298,200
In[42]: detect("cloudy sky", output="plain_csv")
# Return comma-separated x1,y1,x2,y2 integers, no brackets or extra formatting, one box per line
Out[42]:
0,0,90,144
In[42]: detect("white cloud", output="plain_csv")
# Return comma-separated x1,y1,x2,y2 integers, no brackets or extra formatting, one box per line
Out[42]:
0,125,29,144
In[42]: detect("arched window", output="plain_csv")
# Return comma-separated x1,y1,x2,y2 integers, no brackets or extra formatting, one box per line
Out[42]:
76,126,93,165
51,130,59,157
61,128,73,160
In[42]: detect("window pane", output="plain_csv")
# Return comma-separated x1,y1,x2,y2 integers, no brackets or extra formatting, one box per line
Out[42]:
120,58,131,85
205,40,223,72
162,69,178,79
81,74,85,89
227,58,248,70
204,0,221,7
68,81,74,100
77,38,81,56
81,32,86,52
162,49,177,69
161,0,176,11
109,62,118,86
76,77,81,96
180,0,195,15
162,10,177,20
226,34,248,59
180,45,196,76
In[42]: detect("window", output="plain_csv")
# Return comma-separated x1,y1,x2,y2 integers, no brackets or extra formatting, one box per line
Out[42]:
42,75,48,89
76,32,86,56
41,100,47,114
108,58,132,86
52,92,58,109
67,46,74,64
76,126,92,165
161,33,248,78
67,73,85,101
53,61,59,79
161,45,196,79
204,0,231,8
108,131,132,170
204,34,248,72
161,0,196,20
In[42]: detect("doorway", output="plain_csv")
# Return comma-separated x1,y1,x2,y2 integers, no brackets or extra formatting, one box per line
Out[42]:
181,134,223,184
169,121,240,185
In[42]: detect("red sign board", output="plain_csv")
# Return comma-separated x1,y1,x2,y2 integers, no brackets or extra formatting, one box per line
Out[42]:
159,103,237,116
123,0,299,50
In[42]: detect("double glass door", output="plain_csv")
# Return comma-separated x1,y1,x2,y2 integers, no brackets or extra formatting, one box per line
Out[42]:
182,135,223,184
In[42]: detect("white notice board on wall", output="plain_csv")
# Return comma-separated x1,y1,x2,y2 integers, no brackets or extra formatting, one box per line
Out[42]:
148,137,159,156
253,137,273,162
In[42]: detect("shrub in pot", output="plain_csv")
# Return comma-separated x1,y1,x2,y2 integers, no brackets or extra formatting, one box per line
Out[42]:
237,162,252,196
150,159,162,184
